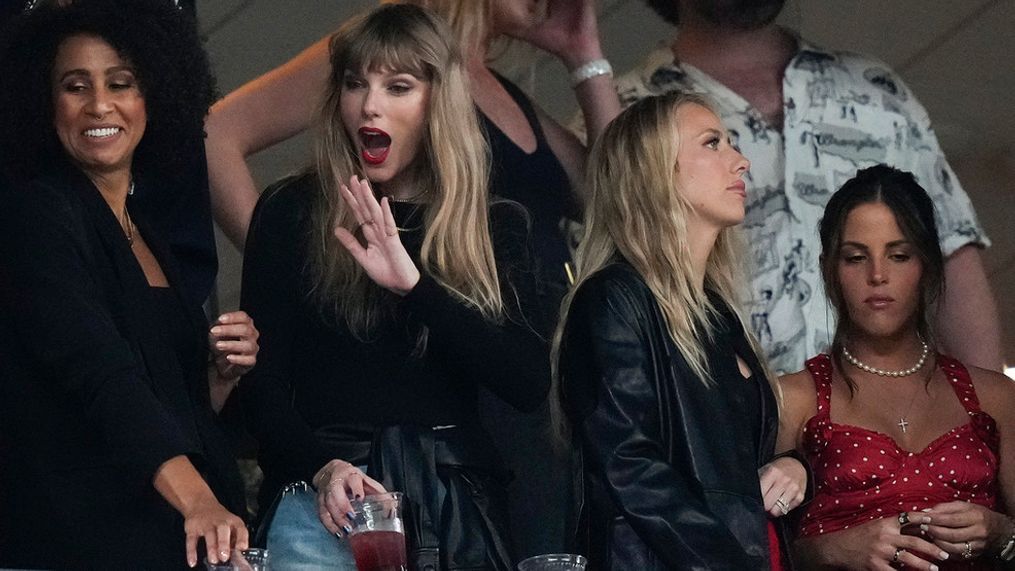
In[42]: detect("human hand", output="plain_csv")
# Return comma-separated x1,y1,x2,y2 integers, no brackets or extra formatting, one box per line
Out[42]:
333,175,420,296
758,456,806,517
513,0,604,69
923,501,1012,561
312,459,386,536
208,311,259,382
812,513,950,570
182,495,248,568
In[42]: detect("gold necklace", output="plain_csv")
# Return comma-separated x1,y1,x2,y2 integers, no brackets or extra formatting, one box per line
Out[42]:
121,180,136,246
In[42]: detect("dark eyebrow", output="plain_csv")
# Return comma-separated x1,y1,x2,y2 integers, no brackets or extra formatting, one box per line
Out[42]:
841,239,911,250
58,65,134,82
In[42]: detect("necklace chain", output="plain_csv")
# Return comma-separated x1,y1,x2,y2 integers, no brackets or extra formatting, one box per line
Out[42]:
121,180,135,247
841,341,929,378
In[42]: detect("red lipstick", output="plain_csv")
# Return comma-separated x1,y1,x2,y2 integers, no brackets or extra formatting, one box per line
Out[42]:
358,127,391,165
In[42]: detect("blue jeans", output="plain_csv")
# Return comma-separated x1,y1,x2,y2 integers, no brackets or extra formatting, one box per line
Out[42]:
266,483,357,571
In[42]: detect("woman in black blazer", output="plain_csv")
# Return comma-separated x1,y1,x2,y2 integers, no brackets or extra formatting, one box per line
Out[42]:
0,1,258,569
554,93,810,570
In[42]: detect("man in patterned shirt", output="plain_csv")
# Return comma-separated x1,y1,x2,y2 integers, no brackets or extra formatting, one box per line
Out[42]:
591,0,1001,373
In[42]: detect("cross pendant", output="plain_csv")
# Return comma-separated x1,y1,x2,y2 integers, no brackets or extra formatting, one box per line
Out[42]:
897,418,910,433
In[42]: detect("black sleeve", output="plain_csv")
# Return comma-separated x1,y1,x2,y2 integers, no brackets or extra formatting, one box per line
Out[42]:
238,179,333,484
0,181,195,483
400,203,550,412
563,276,756,569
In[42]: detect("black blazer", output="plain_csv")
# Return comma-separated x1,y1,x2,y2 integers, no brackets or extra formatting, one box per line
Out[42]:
0,161,242,569
560,261,785,570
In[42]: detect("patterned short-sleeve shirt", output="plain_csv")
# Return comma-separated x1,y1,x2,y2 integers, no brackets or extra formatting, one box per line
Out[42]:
607,41,989,374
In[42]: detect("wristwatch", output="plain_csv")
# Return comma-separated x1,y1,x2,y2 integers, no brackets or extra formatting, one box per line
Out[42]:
999,517,1015,561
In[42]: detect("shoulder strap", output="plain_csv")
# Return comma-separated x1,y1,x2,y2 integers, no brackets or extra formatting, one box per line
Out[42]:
805,354,833,421
937,355,983,414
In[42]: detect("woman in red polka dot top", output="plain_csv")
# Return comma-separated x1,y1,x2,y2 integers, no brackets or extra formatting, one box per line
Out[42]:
775,166,1015,570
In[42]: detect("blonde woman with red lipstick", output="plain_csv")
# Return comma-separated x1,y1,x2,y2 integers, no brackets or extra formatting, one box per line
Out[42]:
777,165,1015,570
238,5,548,569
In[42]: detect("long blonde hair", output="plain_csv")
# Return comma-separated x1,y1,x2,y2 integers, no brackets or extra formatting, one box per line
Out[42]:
311,4,501,339
551,93,776,435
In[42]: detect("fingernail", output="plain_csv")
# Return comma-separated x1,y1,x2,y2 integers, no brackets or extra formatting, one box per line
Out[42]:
920,523,929,532
930,565,939,571
342,525,352,534
221,550,229,559
921,508,933,512
921,516,932,524
347,511,356,520
219,314,231,323
211,327,221,335
940,551,949,560
216,341,226,349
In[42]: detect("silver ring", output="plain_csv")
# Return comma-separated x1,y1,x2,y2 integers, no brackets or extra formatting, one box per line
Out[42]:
963,541,973,559
892,547,905,563
775,498,789,514
897,511,910,526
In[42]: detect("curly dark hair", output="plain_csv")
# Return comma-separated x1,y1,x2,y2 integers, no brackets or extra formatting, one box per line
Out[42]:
645,0,680,25
0,0,216,184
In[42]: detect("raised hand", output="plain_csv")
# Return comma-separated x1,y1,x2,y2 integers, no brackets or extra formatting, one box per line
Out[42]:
513,0,604,69
333,175,420,296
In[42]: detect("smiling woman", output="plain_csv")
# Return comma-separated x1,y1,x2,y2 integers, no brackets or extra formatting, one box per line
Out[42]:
0,1,258,569
51,34,148,181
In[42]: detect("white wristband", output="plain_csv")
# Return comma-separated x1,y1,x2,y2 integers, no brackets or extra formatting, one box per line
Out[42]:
570,58,612,87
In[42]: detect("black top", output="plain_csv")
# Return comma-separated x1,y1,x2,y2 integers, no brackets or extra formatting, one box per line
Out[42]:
560,261,784,570
481,72,577,304
131,146,218,307
0,160,243,570
239,174,551,500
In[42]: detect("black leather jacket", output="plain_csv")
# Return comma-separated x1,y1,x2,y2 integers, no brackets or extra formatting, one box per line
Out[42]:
560,262,787,570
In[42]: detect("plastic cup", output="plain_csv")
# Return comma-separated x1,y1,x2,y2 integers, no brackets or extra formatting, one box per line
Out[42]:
204,548,270,571
517,553,588,571
348,492,408,571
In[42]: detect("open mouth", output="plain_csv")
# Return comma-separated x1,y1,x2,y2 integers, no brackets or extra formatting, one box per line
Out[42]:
84,127,122,139
358,127,391,165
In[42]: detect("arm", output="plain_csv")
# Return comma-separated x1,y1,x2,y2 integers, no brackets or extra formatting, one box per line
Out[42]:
153,455,248,568
400,203,551,412
936,245,1002,370
238,179,333,482
334,179,551,412
562,276,758,568
513,0,622,206
204,37,331,248
922,368,1015,562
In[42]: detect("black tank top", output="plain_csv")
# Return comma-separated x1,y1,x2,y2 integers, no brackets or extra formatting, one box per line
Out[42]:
480,72,576,306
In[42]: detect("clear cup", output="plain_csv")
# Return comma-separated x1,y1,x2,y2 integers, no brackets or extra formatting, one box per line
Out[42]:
204,548,270,571
517,553,588,571
348,491,408,571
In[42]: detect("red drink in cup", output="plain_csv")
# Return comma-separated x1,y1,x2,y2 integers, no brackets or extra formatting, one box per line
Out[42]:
348,492,408,571
348,530,407,571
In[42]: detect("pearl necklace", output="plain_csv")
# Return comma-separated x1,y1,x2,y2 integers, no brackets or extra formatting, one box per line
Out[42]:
841,341,930,378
